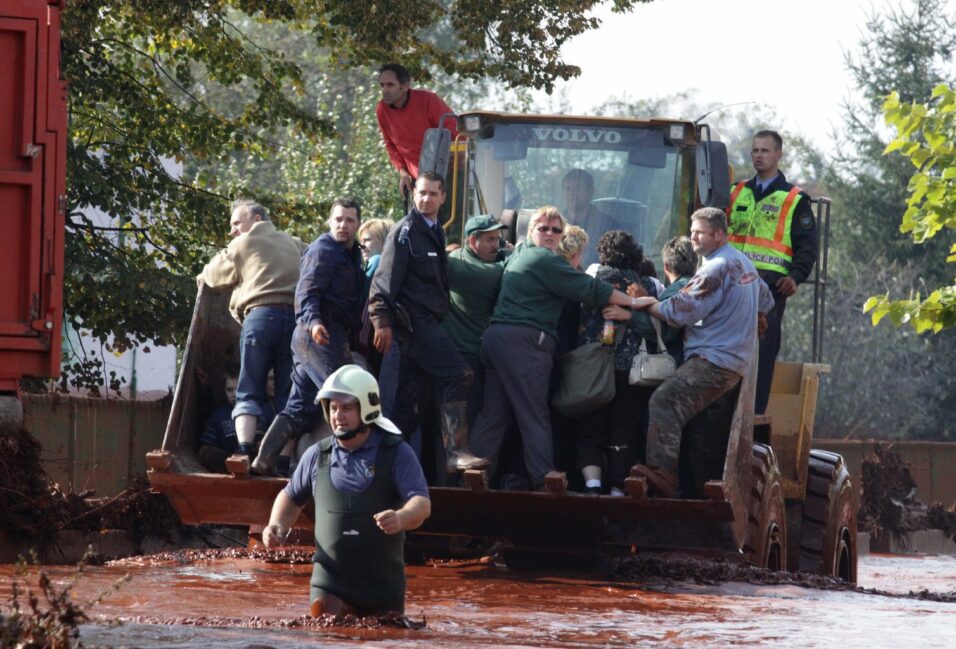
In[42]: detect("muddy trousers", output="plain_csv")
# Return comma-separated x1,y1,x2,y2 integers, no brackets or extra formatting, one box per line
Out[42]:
679,385,739,497
646,357,741,476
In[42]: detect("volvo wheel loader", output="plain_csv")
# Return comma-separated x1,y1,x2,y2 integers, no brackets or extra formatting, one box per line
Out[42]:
148,111,856,581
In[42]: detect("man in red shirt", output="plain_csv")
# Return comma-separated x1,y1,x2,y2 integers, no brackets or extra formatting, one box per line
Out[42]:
376,63,458,197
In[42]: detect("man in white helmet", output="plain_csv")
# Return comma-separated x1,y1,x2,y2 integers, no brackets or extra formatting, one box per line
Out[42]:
262,364,430,617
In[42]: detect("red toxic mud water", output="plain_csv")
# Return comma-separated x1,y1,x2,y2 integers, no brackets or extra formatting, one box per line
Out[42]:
1,550,954,648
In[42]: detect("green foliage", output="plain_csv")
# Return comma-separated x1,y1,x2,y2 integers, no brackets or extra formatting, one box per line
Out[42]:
186,21,406,232
820,0,956,439
298,0,650,93
62,0,324,390
828,0,956,272
863,84,956,333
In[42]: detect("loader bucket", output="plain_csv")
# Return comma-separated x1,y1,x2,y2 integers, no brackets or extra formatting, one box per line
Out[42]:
149,249,759,567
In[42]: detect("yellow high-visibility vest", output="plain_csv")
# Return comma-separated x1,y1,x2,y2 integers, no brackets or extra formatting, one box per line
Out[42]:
727,181,803,275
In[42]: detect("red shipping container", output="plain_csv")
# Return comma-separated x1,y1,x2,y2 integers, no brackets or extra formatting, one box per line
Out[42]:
0,0,67,392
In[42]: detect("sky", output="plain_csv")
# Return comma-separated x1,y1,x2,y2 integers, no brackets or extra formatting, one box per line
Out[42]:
532,0,955,154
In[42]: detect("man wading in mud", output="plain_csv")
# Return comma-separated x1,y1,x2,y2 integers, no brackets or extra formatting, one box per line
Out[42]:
262,365,431,617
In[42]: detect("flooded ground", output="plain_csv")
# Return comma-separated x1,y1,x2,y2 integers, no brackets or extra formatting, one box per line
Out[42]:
2,550,954,648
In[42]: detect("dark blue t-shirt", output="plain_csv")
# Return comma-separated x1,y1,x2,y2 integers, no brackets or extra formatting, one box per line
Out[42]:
199,404,273,452
284,428,429,507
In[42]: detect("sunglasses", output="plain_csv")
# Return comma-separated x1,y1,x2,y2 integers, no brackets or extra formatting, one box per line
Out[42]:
535,225,564,235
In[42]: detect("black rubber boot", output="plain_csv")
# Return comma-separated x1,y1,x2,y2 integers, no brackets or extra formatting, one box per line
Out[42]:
251,414,297,476
440,401,490,473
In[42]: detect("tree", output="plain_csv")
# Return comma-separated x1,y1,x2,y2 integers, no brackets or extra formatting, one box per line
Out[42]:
864,85,956,333
57,0,651,392
817,0,956,440
829,0,956,271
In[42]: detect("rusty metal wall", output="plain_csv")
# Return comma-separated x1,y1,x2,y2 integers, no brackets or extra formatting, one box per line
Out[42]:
22,394,169,497
815,440,956,508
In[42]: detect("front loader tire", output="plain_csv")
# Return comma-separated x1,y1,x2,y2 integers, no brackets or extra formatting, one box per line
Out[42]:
796,449,857,583
744,443,787,571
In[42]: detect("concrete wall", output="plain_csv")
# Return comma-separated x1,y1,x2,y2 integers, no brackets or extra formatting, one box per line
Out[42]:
23,394,169,497
815,439,956,508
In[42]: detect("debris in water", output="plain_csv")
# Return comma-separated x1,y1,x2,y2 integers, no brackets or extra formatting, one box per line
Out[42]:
613,551,956,602
859,443,956,543
927,502,956,543
0,428,63,550
0,426,186,557
110,547,315,566
112,611,426,630
0,552,129,647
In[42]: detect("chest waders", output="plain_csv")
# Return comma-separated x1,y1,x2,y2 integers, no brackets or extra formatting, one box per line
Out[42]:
727,182,803,276
311,435,405,613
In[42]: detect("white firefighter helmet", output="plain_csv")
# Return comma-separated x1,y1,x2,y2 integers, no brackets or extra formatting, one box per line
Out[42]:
315,364,402,435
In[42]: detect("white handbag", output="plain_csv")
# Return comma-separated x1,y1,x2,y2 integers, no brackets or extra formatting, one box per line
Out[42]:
629,318,676,386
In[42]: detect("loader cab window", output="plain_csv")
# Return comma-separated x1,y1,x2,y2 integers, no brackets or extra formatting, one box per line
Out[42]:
468,120,685,268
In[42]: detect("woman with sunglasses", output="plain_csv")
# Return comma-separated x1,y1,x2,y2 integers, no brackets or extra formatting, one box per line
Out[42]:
469,206,639,490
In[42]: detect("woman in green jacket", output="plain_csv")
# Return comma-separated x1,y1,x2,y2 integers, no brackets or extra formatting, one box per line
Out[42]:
468,207,638,489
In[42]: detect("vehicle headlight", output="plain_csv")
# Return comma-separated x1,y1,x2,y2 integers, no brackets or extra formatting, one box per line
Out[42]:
463,115,482,134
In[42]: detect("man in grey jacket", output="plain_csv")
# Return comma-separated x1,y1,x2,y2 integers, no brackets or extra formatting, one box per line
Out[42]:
631,207,774,497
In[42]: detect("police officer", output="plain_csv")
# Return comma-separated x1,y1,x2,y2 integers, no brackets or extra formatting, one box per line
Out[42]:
263,365,430,617
727,130,817,416
368,171,489,474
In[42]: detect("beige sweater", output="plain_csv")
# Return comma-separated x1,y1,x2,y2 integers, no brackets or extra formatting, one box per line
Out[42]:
199,220,306,323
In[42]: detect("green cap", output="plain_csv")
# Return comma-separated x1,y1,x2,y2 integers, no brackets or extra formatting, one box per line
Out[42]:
464,214,508,237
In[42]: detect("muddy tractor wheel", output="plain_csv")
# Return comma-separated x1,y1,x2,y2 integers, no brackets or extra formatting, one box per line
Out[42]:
743,443,787,571
796,449,858,583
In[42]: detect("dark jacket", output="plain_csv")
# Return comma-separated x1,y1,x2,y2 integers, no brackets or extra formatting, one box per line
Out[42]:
579,266,659,372
733,172,818,286
295,233,365,332
368,208,449,328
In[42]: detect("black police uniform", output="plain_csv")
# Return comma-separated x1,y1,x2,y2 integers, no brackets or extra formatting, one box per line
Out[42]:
367,208,473,443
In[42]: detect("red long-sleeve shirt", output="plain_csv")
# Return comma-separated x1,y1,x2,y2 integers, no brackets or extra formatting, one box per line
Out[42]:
376,89,457,179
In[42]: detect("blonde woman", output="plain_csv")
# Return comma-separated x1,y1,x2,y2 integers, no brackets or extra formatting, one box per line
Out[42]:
556,224,589,270
357,218,394,269
355,218,394,373
469,207,641,489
